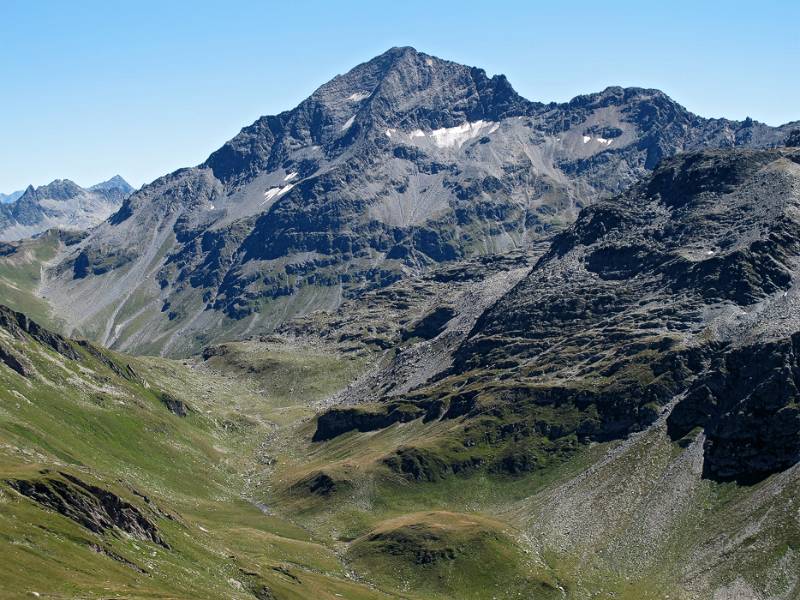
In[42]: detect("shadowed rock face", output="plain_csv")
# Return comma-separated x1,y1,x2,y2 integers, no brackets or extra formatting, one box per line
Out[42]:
38,47,797,356
668,335,800,483
313,147,800,485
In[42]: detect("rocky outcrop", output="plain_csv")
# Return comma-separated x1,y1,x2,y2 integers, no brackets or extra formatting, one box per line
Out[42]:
668,335,800,483
290,471,341,497
401,306,456,341
8,472,168,548
0,304,78,359
313,403,426,441
159,393,189,417
0,340,33,376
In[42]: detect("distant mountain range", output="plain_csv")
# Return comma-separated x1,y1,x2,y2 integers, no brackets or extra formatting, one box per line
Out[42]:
22,46,798,355
0,175,133,242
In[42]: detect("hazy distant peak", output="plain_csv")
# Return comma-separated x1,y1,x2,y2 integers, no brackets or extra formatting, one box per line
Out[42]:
89,175,134,194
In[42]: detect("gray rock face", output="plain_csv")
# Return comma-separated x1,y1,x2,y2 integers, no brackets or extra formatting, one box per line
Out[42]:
0,175,133,241
316,147,800,484
458,148,800,371
39,47,798,356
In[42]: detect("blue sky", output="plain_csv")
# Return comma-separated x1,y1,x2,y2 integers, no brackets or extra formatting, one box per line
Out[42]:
1,0,798,191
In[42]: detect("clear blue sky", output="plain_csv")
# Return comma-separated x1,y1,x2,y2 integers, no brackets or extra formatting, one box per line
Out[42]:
1,0,798,191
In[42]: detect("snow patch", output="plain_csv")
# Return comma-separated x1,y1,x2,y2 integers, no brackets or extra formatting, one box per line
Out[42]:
348,91,370,102
385,128,396,138
409,120,499,149
261,183,295,205
583,135,614,146
341,115,355,131
284,172,298,182
429,120,498,148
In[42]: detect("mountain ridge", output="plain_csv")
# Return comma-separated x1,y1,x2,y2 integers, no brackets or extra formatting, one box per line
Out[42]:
22,47,800,356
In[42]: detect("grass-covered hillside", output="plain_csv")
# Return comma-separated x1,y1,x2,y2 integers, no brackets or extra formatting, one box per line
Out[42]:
0,305,392,599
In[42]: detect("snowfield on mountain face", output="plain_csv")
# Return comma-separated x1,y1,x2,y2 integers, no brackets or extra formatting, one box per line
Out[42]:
347,91,370,101
261,183,295,205
409,120,499,148
583,135,614,145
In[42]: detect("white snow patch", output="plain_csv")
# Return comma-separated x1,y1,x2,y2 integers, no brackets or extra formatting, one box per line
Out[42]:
341,115,356,131
428,120,498,148
208,203,215,210
584,135,614,146
385,128,396,138
348,91,370,102
409,121,499,149
262,188,281,203
706,250,715,255
284,172,298,182
261,183,295,205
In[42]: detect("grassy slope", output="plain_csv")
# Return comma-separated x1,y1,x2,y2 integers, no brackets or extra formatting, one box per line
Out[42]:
0,232,62,330
1,323,798,599
0,331,389,599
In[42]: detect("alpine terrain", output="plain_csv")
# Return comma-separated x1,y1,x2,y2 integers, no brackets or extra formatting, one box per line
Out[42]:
17,47,792,356
1,47,800,600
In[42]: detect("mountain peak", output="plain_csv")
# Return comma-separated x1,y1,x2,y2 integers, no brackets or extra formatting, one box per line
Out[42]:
378,45,420,60
90,175,134,194
204,47,535,183
24,179,84,201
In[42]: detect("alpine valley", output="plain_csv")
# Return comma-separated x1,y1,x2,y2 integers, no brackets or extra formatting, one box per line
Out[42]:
1,47,800,600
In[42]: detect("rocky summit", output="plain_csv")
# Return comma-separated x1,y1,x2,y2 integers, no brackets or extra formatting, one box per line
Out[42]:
28,47,795,356
2,45,800,600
